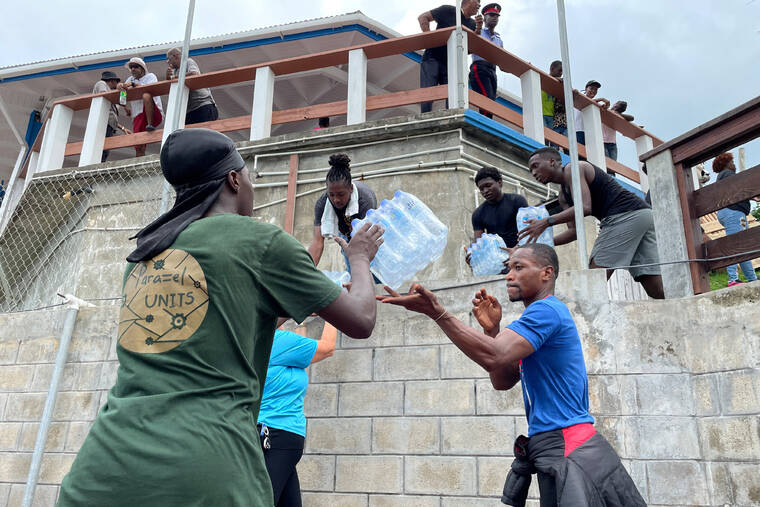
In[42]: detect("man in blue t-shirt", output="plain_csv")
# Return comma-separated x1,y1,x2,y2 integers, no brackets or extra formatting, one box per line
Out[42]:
379,244,644,505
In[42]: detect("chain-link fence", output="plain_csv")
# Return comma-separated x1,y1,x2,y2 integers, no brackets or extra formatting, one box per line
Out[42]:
0,159,171,312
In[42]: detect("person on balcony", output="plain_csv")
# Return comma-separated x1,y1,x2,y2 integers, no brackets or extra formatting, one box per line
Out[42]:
469,3,502,118
520,147,665,299
378,244,646,505
307,153,378,275
466,166,528,272
57,129,384,507
542,61,563,132
92,70,132,162
600,101,634,162
258,321,337,507
165,48,219,125
713,152,758,286
573,80,608,146
418,0,482,113
117,57,163,157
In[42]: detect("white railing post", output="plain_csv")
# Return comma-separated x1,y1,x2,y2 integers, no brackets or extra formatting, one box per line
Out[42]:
635,134,653,193
251,66,275,141
347,49,367,125
162,82,190,145
26,151,39,186
78,97,111,167
0,146,26,235
520,69,544,144
581,104,606,171
446,31,469,110
37,104,73,173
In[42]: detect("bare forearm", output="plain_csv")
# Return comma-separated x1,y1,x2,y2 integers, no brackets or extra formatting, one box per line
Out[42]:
307,241,323,266
436,313,505,371
342,256,376,333
553,228,576,246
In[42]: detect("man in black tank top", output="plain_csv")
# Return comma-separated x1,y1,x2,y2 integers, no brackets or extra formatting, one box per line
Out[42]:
519,147,664,299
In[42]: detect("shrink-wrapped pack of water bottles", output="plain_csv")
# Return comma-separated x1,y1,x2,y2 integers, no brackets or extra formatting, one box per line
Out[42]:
350,190,448,290
467,234,509,276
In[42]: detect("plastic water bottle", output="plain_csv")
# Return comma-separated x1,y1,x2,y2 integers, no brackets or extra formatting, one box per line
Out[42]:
516,205,555,247
119,90,127,106
350,191,449,290
468,234,509,276
321,270,351,292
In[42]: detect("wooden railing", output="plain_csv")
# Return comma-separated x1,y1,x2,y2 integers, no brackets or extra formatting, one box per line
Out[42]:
640,96,760,295
22,26,661,187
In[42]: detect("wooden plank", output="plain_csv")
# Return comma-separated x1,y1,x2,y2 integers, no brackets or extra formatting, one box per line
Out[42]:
283,155,299,235
693,164,760,217
468,90,524,126
367,85,447,111
670,106,760,165
640,95,760,162
673,162,710,294
704,225,760,271
272,100,347,124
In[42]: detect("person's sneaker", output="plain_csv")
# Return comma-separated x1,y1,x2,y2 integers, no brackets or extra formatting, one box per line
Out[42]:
727,280,745,287
145,125,156,132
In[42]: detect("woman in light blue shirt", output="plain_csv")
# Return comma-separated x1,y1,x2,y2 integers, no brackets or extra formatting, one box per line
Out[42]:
258,321,337,506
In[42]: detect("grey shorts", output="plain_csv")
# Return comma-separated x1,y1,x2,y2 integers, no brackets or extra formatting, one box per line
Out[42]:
590,208,661,280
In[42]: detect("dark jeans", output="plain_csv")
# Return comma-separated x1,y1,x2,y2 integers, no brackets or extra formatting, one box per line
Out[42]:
260,426,305,507
101,124,116,163
420,57,448,113
604,142,618,161
185,103,219,125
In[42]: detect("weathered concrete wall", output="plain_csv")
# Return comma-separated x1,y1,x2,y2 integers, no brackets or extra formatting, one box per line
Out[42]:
0,276,758,506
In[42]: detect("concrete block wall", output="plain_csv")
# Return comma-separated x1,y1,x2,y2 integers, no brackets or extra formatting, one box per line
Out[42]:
0,273,758,505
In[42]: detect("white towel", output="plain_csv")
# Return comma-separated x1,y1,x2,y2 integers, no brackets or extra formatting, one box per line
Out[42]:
320,184,360,238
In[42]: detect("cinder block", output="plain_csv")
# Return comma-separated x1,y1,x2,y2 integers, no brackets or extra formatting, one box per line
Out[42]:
53,392,100,421
306,418,371,454
64,421,92,452
369,494,439,507
342,305,405,349
404,312,470,346
587,374,621,415
336,456,403,493
624,416,700,460
477,456,511,496
635,374,694,415
704,462,732,505
20,422,67,452
441,497,495,507
339,382,403,416
301,492,368,507
405,456,476,496
593,417,626,459
0,452,31,482
304,383,338,418
97,361,119,390
475,379,524,415
39,452,76,483
297,454,334,492
698,416,760,460
726,463,760,505
310,349,373,383
685,320,754,373
621,459,648,503
67,334,111,362
613,312,686,374
4,393,45,421
693,374,720,416
646,461,709,505
373,347,439,381
441,416,514,455
17,337,59,364
440,345,488,379
405,380,474,416
717,369,759,415
0,422,22,451
372,417,439,454
0,339,20,364
7,483,59,507
0,365,35,391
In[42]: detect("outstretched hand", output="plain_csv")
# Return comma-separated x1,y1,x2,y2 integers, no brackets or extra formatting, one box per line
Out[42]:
376,283,445,319
335,222,384,263
516,218,548,244
472,288,501,333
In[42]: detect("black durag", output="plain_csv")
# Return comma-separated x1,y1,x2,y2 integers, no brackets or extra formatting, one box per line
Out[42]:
127,128,246,262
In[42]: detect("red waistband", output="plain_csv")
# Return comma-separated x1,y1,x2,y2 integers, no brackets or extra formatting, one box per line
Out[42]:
562,422,596,457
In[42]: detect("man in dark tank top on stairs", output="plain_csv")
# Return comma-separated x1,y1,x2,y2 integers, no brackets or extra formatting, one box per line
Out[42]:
520,147,665,299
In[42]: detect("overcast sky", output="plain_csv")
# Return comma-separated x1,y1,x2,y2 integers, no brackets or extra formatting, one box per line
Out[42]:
1,0,758,173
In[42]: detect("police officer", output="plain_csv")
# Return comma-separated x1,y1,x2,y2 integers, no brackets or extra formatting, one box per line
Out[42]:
469,3,502,118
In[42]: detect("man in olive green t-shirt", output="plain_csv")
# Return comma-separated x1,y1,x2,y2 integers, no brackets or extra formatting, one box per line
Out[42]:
58,129,383,507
